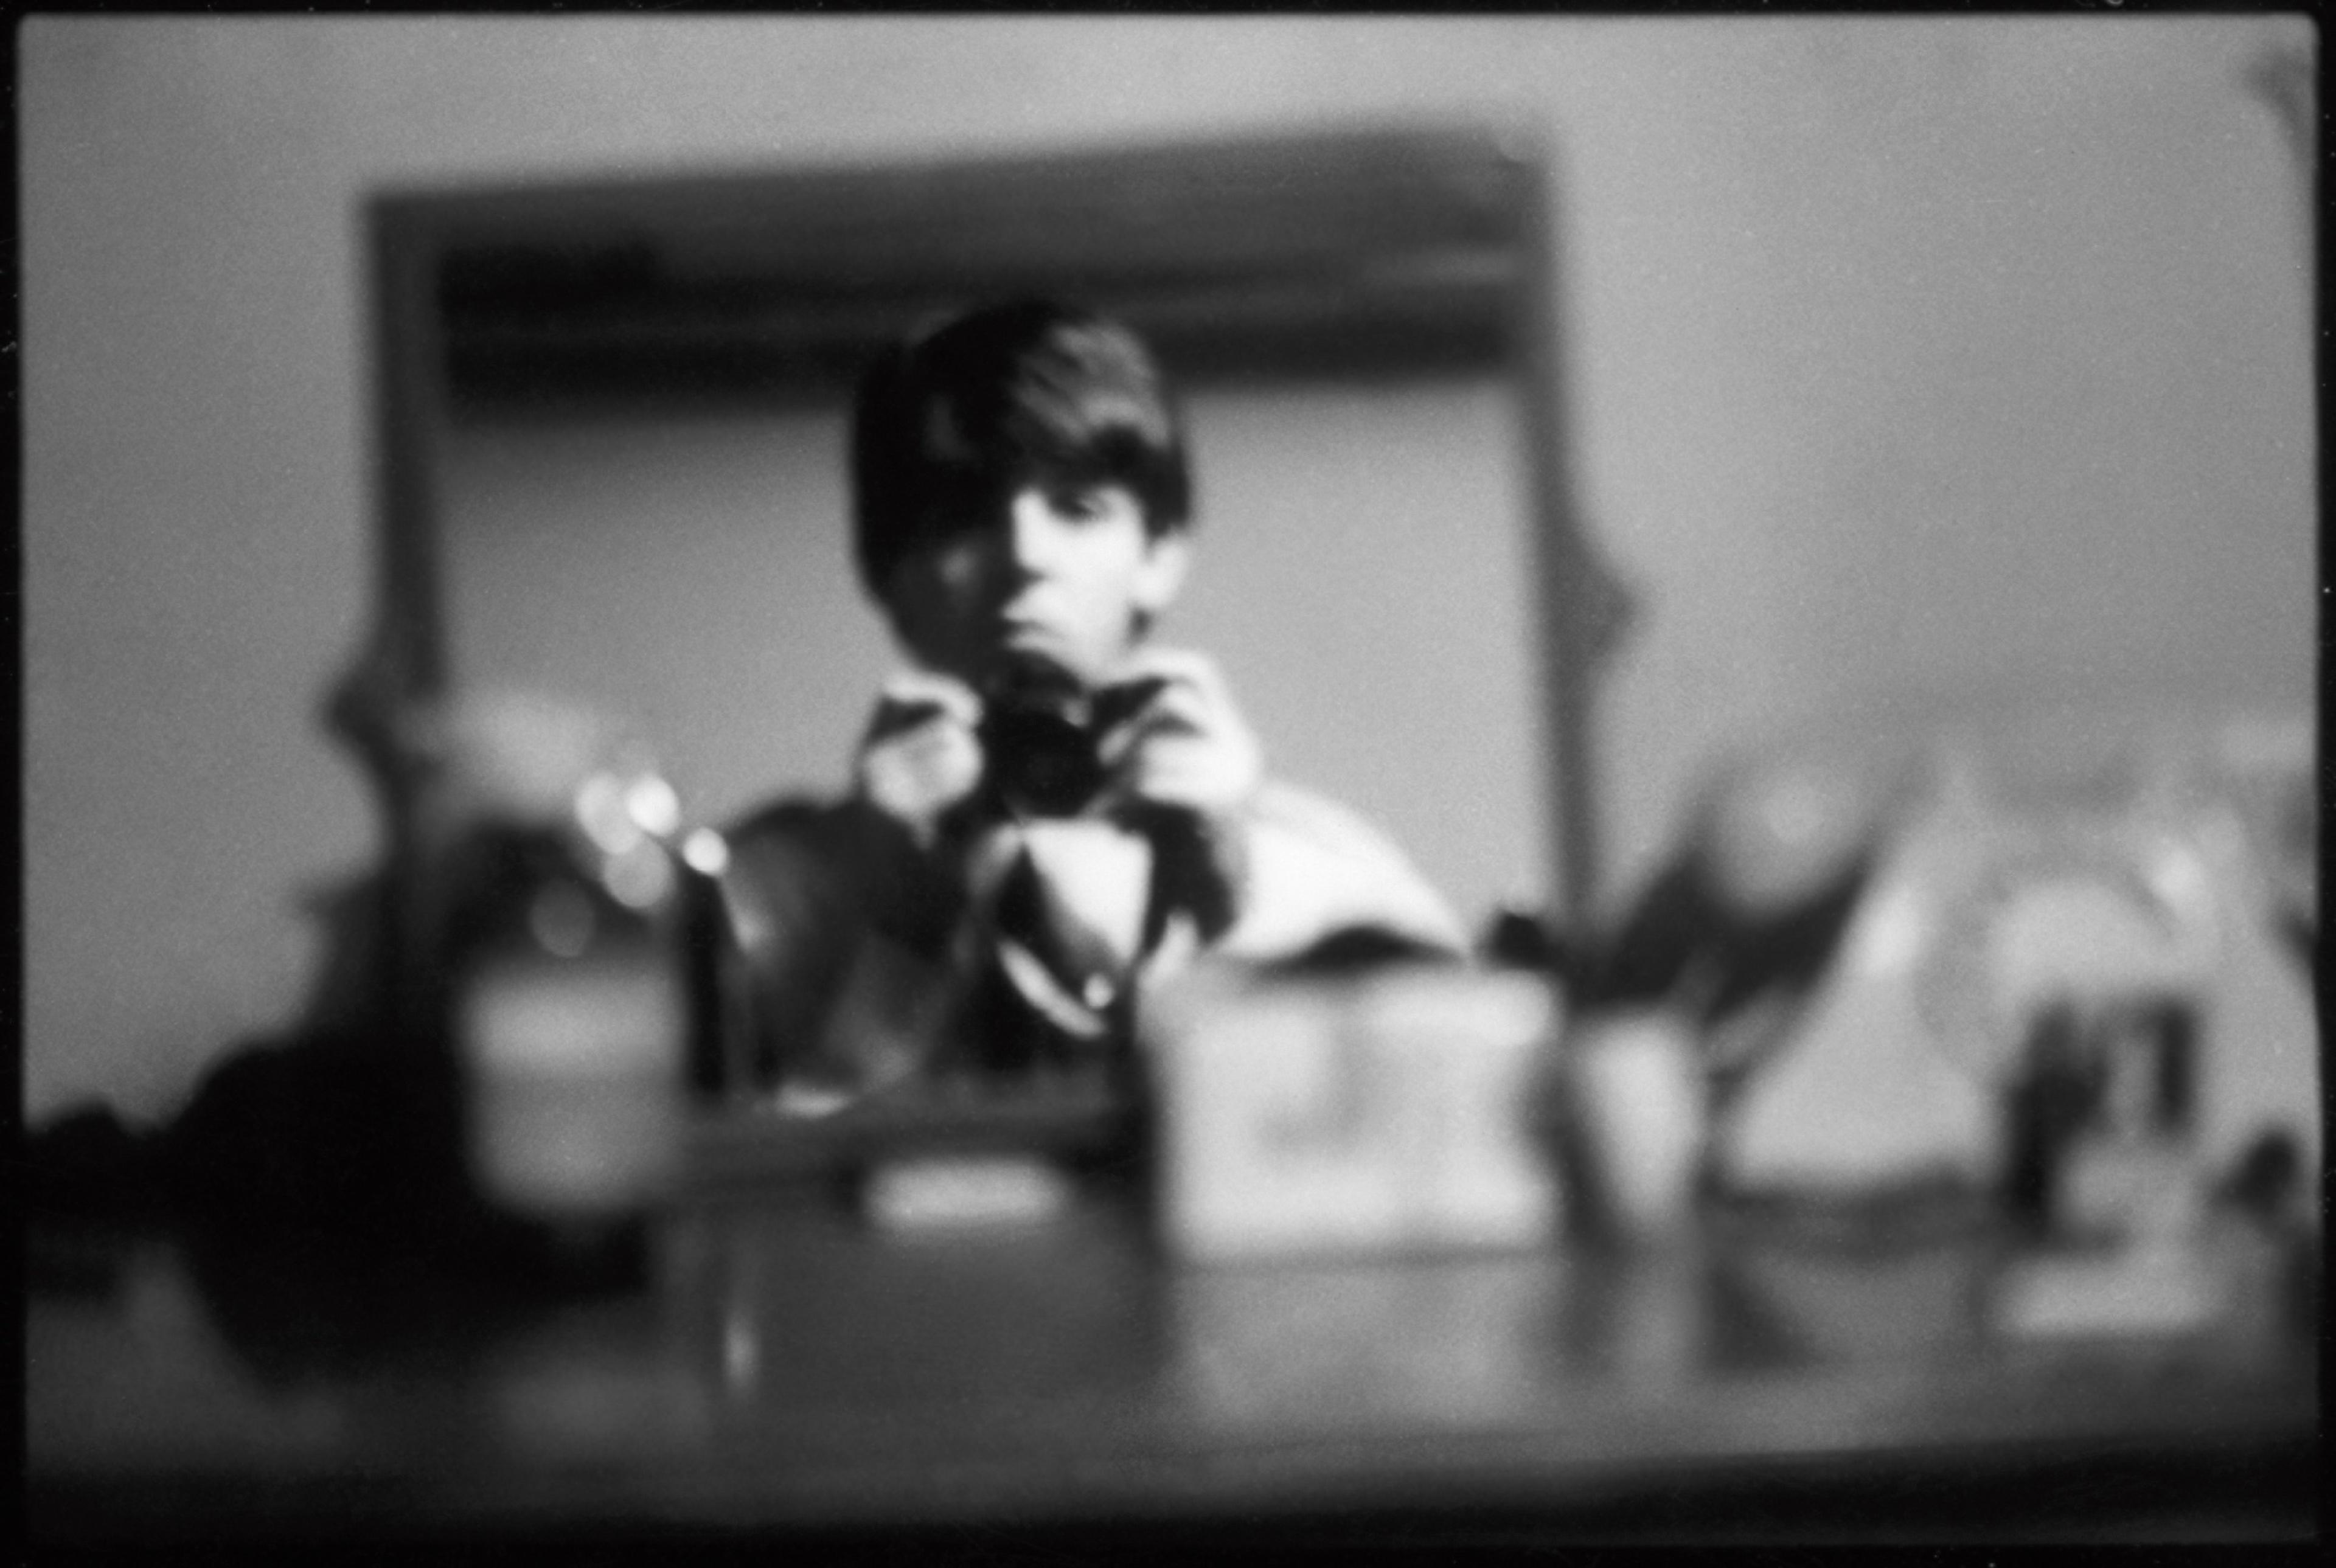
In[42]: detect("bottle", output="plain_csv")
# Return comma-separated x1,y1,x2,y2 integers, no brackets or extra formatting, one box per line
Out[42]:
435,767,701,1285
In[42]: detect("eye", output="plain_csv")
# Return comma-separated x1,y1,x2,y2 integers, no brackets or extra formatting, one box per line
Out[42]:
1047,485,1113,524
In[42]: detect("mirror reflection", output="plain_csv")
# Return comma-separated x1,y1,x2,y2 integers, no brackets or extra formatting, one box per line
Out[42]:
381,128,1583,1126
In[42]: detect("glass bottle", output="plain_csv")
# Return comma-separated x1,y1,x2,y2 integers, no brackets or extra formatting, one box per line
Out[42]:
434,768,708,1283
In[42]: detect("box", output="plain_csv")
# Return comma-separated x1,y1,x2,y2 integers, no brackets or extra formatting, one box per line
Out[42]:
1147,963,1562,1262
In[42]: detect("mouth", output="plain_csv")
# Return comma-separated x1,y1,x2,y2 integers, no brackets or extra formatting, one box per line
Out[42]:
981,603,1100,692
991,605,1070,657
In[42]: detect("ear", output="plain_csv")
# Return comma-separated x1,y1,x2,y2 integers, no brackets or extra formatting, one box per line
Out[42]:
1131,532,1191,617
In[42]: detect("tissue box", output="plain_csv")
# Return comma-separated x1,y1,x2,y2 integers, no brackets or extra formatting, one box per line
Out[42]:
1146,963,1562,1262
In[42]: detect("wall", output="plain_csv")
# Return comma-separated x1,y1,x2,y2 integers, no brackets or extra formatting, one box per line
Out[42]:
23,16,2314,1122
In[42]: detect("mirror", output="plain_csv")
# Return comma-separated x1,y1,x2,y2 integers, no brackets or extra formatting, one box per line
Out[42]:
358,124,1629,1139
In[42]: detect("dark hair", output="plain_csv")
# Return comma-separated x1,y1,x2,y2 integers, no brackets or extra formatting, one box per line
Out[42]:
849,299,1192,598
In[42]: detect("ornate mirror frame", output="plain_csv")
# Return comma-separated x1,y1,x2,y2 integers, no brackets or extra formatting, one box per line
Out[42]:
346,125,1633,1047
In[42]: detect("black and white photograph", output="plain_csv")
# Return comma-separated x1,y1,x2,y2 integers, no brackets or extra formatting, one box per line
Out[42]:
21,13,2318,1550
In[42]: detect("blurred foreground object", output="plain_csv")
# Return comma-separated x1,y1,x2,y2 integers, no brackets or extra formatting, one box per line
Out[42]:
1556,1008,1707,1245
858,1154,1077,1233
314,677,738,1281
1147,958,1562,1261
408,689,734,1274
27,685,740,1291
1590,704,2317,1233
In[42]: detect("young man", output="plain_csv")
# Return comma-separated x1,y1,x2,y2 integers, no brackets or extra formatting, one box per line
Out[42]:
721,299,1463,1101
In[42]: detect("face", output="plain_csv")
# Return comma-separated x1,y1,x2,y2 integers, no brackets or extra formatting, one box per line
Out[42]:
881,480,1189,693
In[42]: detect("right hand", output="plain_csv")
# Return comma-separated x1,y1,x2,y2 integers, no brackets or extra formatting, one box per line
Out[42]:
855,671,985,844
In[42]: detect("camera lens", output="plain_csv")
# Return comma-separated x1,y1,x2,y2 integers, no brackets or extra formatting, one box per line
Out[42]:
984,697,1104,817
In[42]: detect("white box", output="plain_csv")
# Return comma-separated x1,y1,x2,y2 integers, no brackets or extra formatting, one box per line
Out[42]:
1147,963,1563,1262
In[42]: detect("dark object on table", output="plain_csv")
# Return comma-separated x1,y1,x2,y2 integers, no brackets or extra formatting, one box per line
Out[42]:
2219,1127,2303,1222
1580,849,1872,1023
165,1030,429,1234
2000,993,2199,1240
26,1105,168,1295
1479,906,1576,978
25,1103,165,1223
26,1029,421,1245
28,1016,659,1301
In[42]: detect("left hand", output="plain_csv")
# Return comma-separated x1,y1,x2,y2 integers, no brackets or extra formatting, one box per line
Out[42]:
1095,647,1265,825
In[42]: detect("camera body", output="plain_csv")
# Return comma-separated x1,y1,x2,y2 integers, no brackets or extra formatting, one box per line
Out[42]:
977,669,1164,820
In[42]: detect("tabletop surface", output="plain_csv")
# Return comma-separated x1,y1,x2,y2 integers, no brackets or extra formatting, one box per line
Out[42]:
27,1178,2320,1545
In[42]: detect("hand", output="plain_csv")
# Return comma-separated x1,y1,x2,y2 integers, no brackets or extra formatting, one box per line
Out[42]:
1097,648,1264,824
855,670,985,844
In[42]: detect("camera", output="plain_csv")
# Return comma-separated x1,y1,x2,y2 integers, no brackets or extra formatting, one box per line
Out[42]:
978,667,1164,819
